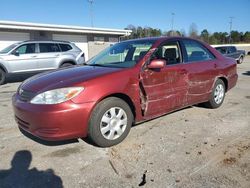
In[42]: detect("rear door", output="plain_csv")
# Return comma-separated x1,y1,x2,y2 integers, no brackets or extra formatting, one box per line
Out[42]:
37,43,61,70
140,40,188,117
5,43,38,73
180,39,217,104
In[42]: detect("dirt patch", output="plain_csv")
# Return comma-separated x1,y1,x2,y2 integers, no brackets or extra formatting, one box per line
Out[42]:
223,157,237,165
125,173,133,179
45,147,81,158
229,102,239,105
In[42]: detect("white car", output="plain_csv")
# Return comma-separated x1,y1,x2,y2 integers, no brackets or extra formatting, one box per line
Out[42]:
0,40,85,85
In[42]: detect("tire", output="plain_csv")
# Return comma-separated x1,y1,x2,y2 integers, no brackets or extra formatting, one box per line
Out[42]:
237,56,243,64
60,63,74,68
204,79,225,109
88,97,133,147
0,69,6,85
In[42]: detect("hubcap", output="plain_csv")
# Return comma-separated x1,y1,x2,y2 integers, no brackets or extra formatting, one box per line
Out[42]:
214,84,224,104
100,107,127,140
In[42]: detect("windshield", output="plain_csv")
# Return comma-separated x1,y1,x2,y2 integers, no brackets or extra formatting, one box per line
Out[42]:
87,39,156,68
0,43,19,54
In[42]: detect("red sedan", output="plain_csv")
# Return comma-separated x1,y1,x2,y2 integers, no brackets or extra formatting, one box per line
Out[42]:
12,37,238,147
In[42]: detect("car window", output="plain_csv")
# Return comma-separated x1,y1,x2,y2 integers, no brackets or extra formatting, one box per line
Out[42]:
151,41,181,65
59,44,73,52
15,44,36,54
39,43,60,53
0,43,19,54
183,40,215,62
229,47,236,53
216,47,227,54
87,39,155,68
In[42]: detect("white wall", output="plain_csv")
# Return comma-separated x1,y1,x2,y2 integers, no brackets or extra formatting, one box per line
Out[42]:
0,31,30,50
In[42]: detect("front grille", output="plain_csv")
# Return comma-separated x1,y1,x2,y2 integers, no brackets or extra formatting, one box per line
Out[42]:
19,89,36,102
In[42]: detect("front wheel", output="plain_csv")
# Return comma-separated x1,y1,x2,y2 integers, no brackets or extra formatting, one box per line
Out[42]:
204,79,226,109
0,69,6,85
237,56,244,64
88,97,133,147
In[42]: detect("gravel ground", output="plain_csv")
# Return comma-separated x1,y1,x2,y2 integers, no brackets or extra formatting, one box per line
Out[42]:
0,57,250,188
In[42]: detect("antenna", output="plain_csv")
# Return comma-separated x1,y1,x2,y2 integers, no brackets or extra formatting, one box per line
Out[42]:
88,0,94,27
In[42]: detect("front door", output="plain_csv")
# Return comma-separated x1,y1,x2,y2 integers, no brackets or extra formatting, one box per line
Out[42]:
140,40,188,117
5,43,38,73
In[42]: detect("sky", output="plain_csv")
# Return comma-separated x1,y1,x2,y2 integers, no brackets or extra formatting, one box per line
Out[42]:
0,0,249,33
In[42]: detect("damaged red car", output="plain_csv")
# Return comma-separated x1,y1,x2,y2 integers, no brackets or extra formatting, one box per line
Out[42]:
12,37,238,147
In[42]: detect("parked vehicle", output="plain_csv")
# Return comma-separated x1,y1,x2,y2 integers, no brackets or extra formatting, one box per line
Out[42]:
0,40,85,85
13,37,238,147
215,46,245,64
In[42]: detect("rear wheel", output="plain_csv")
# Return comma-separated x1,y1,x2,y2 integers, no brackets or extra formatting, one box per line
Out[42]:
204,79,225,109
60,63,74,68
237,56,243,64
0,69,6,85
88,97,133,147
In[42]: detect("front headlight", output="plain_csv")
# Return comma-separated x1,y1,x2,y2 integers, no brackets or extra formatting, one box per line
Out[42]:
30,87,84,104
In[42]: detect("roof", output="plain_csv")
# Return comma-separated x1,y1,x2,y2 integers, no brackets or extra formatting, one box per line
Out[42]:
0,20,132,36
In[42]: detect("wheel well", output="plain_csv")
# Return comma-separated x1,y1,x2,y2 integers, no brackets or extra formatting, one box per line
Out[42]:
60,61,76,66
218,77,228,92
0,65,7,73
104,93,136,120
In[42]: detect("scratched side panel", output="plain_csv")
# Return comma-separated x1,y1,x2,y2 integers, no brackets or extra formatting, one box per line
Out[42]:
140,64,188,117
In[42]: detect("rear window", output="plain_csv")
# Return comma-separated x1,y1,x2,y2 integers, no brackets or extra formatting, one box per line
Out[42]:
59,44,73,52
39,43,60,53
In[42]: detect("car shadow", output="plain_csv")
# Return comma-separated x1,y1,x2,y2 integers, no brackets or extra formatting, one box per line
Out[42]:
0,150,63,188
6,73,37,84
19,127,79,146
242,71,250,76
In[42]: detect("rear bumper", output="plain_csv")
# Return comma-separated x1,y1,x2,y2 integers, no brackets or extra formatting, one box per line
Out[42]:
12,94,95,141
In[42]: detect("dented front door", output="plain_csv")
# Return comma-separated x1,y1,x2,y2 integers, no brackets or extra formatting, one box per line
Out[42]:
140,64,188,117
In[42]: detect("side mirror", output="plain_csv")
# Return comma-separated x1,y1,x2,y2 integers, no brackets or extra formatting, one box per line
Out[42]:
147,59,166,69
13,51,20,56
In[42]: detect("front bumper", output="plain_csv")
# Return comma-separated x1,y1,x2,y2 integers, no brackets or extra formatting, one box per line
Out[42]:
12,94,95,141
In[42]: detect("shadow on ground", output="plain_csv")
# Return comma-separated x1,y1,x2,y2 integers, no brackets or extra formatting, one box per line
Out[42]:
242,71,250,76
6,73,37,84
0,150,63,188
19,127,79,146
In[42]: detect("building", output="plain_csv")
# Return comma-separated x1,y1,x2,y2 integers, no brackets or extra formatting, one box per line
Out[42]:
0,21,131,60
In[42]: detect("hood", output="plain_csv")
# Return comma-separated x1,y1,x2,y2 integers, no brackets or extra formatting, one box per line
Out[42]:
21,65,122,93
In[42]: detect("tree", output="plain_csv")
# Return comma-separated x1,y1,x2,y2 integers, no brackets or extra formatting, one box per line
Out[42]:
243,32,250,43
124,25,162,40
189,23,199,39
180,29,186,37
200,29,209,43
230,30,241,43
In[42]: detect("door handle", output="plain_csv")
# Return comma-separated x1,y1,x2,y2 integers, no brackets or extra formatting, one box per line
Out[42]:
54,54,60,57
31,55,37,58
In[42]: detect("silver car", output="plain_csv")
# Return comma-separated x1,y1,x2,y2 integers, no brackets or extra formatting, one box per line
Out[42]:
0,40,85,85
